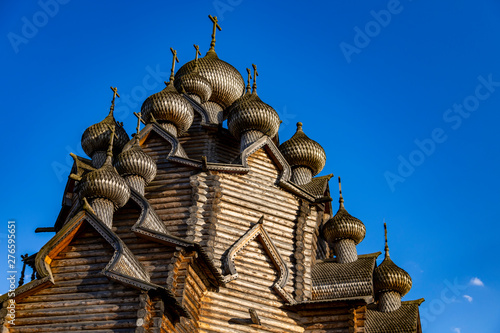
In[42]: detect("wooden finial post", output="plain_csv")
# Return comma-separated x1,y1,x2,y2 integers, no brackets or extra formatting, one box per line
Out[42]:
252,64,258,93
208,15,221,52
110,86,120,113
246,68,252,93
338,176,344,206
105,123,116,162
384,222,390,258
194,44,201,61
134,111,142,144
169,47,179,83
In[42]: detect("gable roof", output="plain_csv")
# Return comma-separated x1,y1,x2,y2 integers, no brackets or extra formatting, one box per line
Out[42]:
312,252,381,301
365,299,425,333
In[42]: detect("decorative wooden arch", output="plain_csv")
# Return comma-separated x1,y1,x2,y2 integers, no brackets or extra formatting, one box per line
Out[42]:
223,216,295,304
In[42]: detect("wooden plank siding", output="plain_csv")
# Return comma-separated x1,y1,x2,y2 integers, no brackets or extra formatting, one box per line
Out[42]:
199,239,304,333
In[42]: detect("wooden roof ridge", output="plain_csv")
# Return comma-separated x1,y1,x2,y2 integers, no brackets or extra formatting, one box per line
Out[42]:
129,189,223,287
121,112,331,204
316,251,382,264
1,209,190,320
402,298,425,306
182,93,210,124
311,252,380,302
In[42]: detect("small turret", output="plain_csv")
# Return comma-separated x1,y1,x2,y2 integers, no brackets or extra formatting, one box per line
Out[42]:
141,48,194,137
322,177,366,263
115,112,157,195
278,122,326,185
373,223,412,312
227,64,281,151
78,123,130,228
81,87,129,168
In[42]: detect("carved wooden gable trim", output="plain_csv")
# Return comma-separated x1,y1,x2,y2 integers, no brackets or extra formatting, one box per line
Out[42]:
222,216,295,305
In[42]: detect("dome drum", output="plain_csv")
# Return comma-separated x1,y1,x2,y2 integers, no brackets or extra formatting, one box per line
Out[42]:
124,175,146,196
240,130,264,151
291,166,313,185
333,238,358,263
88,197,115,228
378,290,402,313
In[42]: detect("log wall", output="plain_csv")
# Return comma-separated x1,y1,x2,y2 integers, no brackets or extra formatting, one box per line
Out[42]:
299,303,358,333
213,148,301,292
199,238,304,333
142,133,197,239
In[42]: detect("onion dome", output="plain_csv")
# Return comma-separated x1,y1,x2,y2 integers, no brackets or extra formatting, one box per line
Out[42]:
224,67,253,120
174,45,213,104
115,144,156,185
115,116,157,185
323,178,366,245
174,15,244,109
141,48,194,136
81,88,129,159
79,125,130,209
227,64,281,140
279,122,326,176
373,223,412,296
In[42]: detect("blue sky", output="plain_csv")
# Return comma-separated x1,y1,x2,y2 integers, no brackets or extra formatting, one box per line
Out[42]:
1,1,499,332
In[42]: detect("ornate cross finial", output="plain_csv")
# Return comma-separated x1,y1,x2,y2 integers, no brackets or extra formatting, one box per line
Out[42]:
384,222,390,258
246,68,252,93
110,86,120,114
338,176,344,207
134,112,143,144
194,44,201,61
252,64,258,93
208,15,221,52
169,47,179,83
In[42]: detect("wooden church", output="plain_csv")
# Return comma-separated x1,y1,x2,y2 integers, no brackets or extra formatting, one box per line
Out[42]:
1,15,424,333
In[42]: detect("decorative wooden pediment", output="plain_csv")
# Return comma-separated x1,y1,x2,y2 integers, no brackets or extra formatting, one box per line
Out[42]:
223,216,295,304
124,122,202,168
129,189,223,287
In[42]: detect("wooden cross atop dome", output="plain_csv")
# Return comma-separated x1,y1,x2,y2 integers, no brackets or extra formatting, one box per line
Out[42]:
169,47,179,83
208,14,221,52
110,86,120,113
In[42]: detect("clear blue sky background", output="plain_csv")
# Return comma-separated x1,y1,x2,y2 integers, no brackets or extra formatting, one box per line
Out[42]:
1,1,499,332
